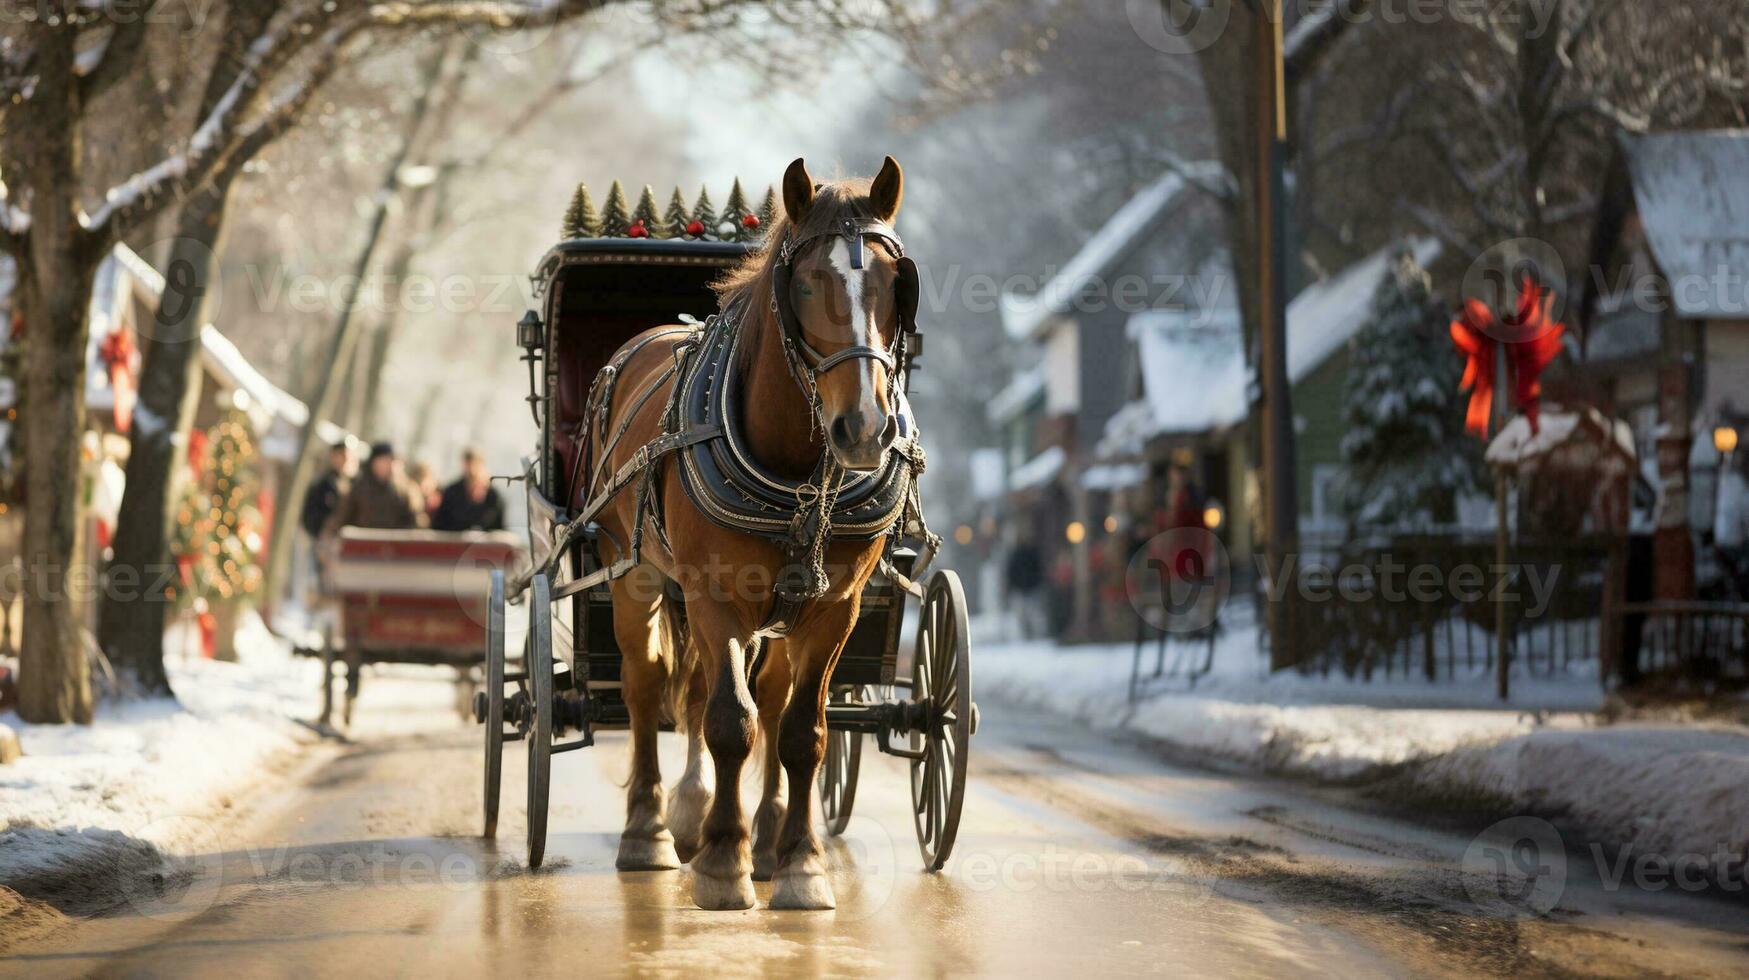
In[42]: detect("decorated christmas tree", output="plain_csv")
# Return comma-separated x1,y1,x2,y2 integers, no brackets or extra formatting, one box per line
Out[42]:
664,187,693,239
757,186,778,231
598,180,630,237
690,186,718,240
562,182,598,239
1338,251,1483,527
0,314,23,510
630,185,660,237
722,179,753,241
168,409,266,610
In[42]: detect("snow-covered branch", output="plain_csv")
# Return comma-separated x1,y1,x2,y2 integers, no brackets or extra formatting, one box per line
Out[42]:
76,5,156,101
81,0,616,244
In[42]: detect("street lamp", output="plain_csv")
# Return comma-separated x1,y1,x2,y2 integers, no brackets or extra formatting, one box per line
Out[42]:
1715,426,1739,456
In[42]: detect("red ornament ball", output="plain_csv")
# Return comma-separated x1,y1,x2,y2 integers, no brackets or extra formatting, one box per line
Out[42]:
627,221,649,238
685,220,705,236
742,213,760,229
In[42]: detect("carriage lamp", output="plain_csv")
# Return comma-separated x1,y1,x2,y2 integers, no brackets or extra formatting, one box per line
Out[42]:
1715,425,1740,456
517,310,545,352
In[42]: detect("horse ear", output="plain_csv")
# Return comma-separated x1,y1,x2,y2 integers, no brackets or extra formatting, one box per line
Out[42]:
870,155,903,222
783,158,815,224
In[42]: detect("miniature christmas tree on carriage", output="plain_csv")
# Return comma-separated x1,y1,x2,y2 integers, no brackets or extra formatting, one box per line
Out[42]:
558,180,775,241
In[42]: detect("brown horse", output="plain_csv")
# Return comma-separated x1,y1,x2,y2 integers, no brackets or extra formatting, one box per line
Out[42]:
588,157,911,910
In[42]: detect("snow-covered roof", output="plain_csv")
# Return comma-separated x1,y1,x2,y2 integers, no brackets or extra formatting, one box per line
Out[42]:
1486,406,1636,469
1000,162,1228,342
1081,462,1147,491
199,325,356,462
969,448,1007,502
1009,446,1065,493
1620,130,1749,319
1099,239,1441,456
987,365,1046,425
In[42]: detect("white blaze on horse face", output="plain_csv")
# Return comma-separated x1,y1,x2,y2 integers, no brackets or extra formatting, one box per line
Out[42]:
827,237,885,414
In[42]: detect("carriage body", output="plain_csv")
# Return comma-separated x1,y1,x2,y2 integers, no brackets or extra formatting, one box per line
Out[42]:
311,528,524,723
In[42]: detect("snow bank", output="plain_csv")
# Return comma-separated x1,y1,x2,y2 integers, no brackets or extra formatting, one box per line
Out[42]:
976,620,1748,869
0,612,319,910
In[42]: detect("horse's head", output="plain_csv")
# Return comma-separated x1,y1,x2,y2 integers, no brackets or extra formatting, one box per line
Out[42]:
776,157,918,472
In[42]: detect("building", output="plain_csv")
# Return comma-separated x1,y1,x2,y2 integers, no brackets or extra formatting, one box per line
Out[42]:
1582,129,1749,596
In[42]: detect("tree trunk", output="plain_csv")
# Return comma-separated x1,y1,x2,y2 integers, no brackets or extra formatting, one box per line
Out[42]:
98,191,227,695
12,25,97,724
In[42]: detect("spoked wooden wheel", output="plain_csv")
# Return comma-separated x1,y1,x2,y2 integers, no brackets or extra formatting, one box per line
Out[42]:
481,570,507,839
909,570,972,872
819,685,868,836
526,573,554,869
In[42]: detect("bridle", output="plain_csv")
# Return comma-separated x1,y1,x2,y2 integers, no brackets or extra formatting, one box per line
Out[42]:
769,215,921,416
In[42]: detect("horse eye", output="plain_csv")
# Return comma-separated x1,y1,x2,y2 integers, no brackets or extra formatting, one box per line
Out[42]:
795,281,814,297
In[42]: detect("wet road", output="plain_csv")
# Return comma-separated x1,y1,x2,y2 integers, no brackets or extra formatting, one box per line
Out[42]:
6,673,1749,978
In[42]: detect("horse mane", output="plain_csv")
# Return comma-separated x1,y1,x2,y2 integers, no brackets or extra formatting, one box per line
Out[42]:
712,177,878,331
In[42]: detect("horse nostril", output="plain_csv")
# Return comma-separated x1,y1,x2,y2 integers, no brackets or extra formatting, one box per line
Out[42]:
831,415,855,449
878,414,898,449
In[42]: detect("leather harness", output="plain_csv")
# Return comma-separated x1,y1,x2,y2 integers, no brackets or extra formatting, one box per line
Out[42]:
543,218,934,638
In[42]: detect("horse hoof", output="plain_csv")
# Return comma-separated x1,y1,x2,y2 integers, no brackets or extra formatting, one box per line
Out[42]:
769,871,835,911
617,834,680,872
692,871,755,911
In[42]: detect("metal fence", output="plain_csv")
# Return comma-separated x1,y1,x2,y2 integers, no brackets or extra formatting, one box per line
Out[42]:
1266,532,1613,683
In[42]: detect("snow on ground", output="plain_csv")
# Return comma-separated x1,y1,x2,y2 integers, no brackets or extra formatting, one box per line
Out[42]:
0,612,322,909
975,610,1749,870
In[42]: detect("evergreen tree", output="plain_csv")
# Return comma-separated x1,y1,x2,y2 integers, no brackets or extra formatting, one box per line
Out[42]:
664,187,692,238
598,180,631,237
722,178,752,241
1339,251,1484,528
691,186,718,240
631,184,660,235
757,186,778,231
169,409,265,607
561,182,598,239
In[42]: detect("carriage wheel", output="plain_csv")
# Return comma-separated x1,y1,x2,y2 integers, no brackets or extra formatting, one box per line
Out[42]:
481,570,506,839
526,572,555,869
909,570,972,872
818,686,867,836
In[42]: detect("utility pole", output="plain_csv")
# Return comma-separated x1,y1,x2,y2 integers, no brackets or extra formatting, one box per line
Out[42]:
1253,0,1300,670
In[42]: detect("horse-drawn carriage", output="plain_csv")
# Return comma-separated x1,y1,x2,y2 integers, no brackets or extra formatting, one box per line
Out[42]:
475,161,976,907
306,528,524,726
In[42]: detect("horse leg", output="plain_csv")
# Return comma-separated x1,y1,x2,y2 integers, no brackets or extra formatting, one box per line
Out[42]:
769,609,855,910
668,659,711,864
689,611,757,910
750,642,793,881
610,573,679,871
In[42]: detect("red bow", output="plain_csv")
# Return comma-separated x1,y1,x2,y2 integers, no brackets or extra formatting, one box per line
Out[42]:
1450,278,1565,437
99,328,138,433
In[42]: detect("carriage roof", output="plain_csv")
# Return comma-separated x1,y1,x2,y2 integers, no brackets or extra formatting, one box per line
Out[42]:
533,237,752,297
